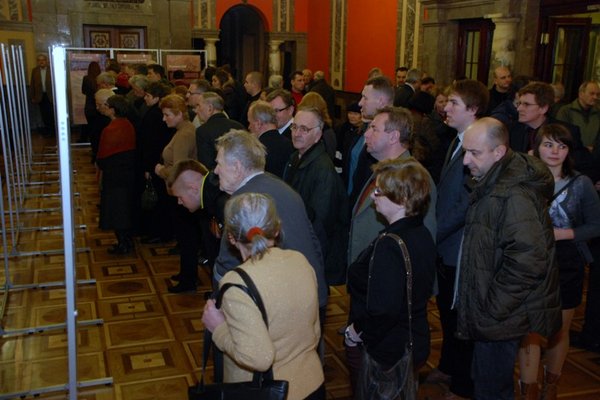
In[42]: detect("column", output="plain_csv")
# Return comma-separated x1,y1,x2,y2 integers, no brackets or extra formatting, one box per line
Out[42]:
268,39,284,76
489,16,520,70
204,38,218,67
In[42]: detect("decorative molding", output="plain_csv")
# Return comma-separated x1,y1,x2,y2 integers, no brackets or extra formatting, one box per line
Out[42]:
85,0,146,11
190,28,220,40
273,0,294,32
192,0,215,29
330,0,346,90
396,0,420,68
0,20,32,31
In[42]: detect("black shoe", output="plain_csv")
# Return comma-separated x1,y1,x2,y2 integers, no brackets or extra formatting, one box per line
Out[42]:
168,283,196,294
170,273,181,281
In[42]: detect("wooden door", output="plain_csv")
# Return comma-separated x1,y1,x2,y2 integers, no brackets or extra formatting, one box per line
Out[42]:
83,25,147,49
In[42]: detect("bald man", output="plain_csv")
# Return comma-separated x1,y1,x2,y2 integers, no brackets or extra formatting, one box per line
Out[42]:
487,66,513,114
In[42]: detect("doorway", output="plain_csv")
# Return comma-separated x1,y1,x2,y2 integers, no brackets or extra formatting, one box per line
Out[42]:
456,18,494,85
217,5,266,81
535,0,600,101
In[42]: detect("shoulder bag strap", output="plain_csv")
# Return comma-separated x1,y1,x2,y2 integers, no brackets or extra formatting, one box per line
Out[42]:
200,268,274,386
551,173,581,202
383,233,413,352
198,282,247,389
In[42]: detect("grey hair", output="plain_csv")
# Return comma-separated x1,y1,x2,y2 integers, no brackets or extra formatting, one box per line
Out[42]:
268,74,283,89
201,91,225,111
128,74,149,90
96,72,116,86
406,68,422,84
215,129,267,173
224,193,281,261
249,100,277,125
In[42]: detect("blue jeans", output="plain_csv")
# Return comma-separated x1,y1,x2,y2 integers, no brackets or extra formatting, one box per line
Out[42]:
472,339,520,400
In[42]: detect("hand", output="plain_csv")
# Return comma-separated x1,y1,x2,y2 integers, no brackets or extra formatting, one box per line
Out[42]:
144,171,150,180
554,228,574,241
202,299,225,332
154,163,163,176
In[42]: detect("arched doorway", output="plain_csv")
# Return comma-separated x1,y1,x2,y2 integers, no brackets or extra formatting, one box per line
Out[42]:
217,5,267,81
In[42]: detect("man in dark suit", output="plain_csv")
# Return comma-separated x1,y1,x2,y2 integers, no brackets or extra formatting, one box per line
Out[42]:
247,100,293,178
267,88,295,140
393,68,421,108
30,54,55,136
428,79,489,399
194,91,244,170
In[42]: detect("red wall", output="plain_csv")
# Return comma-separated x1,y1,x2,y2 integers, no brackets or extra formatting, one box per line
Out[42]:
345,0,398,92
305,0,331,78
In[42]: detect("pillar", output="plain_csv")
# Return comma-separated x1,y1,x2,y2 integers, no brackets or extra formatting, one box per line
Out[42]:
489,16,520,73
268,39,284,76
204,37,218,67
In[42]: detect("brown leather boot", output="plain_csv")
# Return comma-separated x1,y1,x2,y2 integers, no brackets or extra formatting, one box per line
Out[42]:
519,380,539,400
541,366,560,400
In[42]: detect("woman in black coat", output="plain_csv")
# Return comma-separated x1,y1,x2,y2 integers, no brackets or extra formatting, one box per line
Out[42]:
345,157,436,397
137,82,175,242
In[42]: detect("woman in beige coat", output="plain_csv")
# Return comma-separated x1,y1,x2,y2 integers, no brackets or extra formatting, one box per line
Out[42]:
202,193,325,400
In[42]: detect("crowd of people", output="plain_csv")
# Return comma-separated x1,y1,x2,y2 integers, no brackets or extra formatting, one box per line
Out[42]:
51,54,600,400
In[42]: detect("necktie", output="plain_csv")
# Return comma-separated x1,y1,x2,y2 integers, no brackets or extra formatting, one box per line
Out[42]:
354,177,376,216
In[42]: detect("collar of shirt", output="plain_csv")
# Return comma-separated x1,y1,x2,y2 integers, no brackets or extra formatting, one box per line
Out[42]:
278,119,293,135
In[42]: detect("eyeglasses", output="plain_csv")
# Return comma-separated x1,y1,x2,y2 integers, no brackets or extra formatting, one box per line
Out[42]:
373,187,386,197
95,102,108,108
290,123,319,134
274,105,291,113
514,101,539,108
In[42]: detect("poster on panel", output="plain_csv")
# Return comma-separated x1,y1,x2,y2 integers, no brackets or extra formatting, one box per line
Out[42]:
161,50,206,87
68,51,109,126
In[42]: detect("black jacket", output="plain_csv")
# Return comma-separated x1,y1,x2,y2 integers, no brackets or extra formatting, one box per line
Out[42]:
259,129,294,178
348,216,436,367
196,113,244,170
456,150,561,341
284,142,349,285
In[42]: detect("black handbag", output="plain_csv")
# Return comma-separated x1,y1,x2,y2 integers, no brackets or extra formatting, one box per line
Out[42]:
188,268,289,400
358,233,418,400
141,176,158,211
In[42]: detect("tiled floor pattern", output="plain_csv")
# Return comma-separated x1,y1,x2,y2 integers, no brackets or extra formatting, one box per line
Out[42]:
0,136,599,399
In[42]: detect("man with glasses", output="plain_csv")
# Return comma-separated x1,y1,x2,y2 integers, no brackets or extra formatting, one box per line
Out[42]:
283,106,349,286
185,79,211,127
247,100,293,178
267,88,295,139
509,82,593,176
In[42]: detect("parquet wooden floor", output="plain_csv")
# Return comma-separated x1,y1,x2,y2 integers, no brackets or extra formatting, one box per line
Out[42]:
1,135,599,399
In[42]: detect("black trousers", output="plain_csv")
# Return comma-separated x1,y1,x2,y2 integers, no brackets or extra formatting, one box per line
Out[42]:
173,202,201,287
436,262,474,397
38,93,55,136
